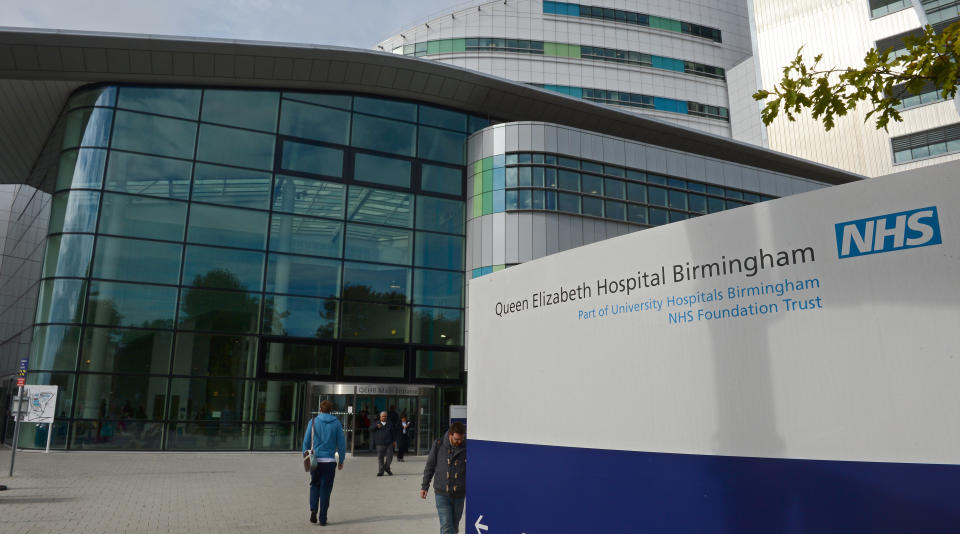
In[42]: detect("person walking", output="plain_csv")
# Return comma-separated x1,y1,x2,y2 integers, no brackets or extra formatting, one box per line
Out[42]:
397,414,412,462
371,411,396,476
420,422,466,534
301,400,346,526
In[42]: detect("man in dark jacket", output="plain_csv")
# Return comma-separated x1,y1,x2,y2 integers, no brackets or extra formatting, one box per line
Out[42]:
371,411,396,476
420,422,466,534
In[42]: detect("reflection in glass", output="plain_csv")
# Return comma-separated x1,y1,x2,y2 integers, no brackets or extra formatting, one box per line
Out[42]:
166,422,251,450
187,204,268,250
255,381,300,422
36,279,86,324
117,87,201,119
263,295,337,338
202,89,279,132
87,281,178,329
279,99,350,144
273,176,345,218
254,423,297,450
415,232,463,270
74,374,167,421
419,106,466,131
354,96,416,121
416,350,460,379
197,124,275,170
421,164,462,195
343,346,405,377
345,224,411,265
282,92,352,109
416,196,463,234
173,333,257,377
56,149,107,191
30,325,81,371
414,269,463,307
92,236,182,284
178,287,261,334
182,245,264,291
111,110,196,159
192,164,272,209
62,108,113,149
80,327,173,375
98,192,187,241
168,378,252,422
265,253,340,298
43,234,94,278
353,152,412,187
351,114,416,157
105,151,191,199
264,342,332,375
67,86,116,109
347,186,412,227
71,421,163,450
412,307,463,345
340,301,408,342
269,215,342,257
280,141,344,177
418,127,465,165
49,191,100,234
342,262,410,304
24,372,75,419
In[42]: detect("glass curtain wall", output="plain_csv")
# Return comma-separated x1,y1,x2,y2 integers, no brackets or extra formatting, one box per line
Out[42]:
27,85,475,450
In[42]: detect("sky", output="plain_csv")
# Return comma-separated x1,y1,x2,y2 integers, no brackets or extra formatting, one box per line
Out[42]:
0,0,472,49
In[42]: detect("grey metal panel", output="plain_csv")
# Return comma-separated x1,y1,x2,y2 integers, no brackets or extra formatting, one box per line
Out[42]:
569,214,584,249
530,212,547,260
543,124,558,153
741,166,760,192
194,53,215,77
12,45,38,70
624,141,645,170
722,162,742,188
665,150,686,178
757,172,778,195
505,213,519,264
557,214,572,252
471,217,483,270
517,212,533,263
582,217,596,245
544,212,559,255
703,161,726,186
602,136,626,166
482,129,494,158
686,155,707,182
106,49,130,73
491,212,506,266
586,132,604,162
505,123,519,153
36,46,61,71
481,214,493,267
517,122,532,152
82,48,108,72
531,123,546,152
465,217,475,270
645,146,667,174
273,57,293,80
493,125,505,155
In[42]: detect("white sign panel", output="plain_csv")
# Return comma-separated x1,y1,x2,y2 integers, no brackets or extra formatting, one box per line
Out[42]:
21,385,58,423
465,170,960,533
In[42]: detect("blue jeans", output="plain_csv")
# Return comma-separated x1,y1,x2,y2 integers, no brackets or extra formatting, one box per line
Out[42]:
435,493,465,534
309,462,337,523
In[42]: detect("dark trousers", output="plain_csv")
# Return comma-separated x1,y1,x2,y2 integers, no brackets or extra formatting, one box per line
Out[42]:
398,436,409,459
309,462,337,523
376,444,393,473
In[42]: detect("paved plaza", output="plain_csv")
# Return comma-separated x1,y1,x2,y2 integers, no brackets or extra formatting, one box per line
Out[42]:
0,447,450,533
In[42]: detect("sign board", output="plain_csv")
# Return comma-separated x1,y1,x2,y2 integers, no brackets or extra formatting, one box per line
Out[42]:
467,171,960,532
20,385,58,423
449,404,466,428
16,358,27,386
356,385,422,396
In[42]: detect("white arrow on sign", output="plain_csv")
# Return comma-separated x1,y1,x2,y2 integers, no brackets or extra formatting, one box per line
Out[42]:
475,514,488,533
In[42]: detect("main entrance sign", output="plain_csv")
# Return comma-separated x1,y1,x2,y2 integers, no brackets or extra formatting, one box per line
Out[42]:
467,171,960,533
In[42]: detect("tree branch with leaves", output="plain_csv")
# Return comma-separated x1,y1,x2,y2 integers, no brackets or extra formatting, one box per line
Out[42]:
753,22,960,131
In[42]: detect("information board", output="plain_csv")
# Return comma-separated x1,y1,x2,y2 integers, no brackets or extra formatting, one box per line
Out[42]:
467,170,960,532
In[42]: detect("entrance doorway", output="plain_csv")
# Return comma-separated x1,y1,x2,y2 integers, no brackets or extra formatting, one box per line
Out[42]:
303,382,434,456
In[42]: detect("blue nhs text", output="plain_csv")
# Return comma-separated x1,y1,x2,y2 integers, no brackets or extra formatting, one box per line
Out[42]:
835,206,941,259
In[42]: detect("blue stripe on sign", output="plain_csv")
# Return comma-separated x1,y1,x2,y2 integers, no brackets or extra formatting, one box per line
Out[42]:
467,440,960,533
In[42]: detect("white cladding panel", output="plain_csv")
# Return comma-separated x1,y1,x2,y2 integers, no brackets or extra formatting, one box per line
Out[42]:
468,169,960,464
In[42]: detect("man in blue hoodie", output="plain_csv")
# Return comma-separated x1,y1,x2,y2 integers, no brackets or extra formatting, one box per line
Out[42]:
302,399,346,526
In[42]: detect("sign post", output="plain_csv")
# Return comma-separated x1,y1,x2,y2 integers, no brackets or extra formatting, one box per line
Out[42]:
8,358,28,477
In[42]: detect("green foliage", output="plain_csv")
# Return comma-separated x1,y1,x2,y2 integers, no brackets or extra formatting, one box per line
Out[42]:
753,22,960,131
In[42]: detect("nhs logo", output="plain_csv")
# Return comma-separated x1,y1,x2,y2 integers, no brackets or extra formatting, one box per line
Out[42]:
836,206,942,259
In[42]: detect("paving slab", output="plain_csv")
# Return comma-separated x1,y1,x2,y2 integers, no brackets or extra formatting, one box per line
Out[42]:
0,448,452,534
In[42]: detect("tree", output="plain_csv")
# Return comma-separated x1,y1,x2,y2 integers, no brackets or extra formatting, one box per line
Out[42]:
753,22,960,131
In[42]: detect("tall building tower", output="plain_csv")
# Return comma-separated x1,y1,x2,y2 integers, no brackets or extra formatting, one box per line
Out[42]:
751,0,960,176
377,0,764,142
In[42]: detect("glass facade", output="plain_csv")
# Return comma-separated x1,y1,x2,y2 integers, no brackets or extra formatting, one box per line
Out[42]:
29,85,469,450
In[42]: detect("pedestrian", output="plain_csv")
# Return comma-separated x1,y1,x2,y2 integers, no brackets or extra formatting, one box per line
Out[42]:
301,399,346,526
371,410,396,476
397,414,412,462
420,422,466,534
387,405,400,428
